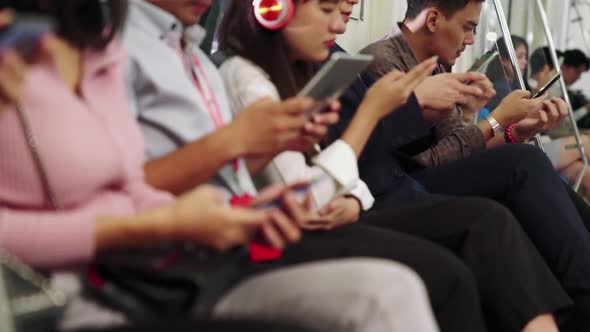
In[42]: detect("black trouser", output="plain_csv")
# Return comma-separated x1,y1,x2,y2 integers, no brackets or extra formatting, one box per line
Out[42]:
406,143,590,331
278,196,570,332
565,183,590,232
363,196,570,331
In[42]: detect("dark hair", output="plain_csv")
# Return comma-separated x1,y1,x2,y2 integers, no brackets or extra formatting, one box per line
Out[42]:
218,0,338,99
2,0,127,50
486,35,530,89
405,0,485,20
563,49,590,71
529,46,557,76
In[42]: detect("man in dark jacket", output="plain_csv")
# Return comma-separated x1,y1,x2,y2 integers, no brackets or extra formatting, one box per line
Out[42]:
329,1,590,330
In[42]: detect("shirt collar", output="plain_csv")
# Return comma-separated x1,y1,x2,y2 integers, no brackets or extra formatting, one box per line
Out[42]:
387,22,421,72
389,22,445,74
128,0,207,47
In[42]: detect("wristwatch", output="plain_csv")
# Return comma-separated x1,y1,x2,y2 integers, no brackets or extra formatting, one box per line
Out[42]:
485,114,505,137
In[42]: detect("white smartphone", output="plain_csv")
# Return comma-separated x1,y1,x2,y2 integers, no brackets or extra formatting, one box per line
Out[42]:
256,174,331,211
298,52,374,114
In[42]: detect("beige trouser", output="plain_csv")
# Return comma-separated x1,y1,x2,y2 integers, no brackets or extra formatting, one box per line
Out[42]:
215,258,439,332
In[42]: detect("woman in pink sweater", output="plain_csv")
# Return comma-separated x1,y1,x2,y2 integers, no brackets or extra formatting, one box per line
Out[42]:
0,2,300,330
0,1,301,270
0,2,439,332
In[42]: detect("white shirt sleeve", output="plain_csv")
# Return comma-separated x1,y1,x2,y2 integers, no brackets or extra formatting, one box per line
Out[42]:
348,180,376,211
219,56,374,210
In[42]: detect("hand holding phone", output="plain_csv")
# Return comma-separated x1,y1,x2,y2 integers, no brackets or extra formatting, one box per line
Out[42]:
0,13,54,111
531,73,561,99
253,176,330,211
250,180,321,250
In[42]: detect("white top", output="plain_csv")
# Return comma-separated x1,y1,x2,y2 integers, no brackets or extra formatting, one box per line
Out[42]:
219,56,375,210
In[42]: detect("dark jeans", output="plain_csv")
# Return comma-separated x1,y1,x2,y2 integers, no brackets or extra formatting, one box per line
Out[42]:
279,196,570,332
406,143,590,331
565,183,590,232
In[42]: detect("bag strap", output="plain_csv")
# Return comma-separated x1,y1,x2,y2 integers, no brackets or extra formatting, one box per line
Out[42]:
15,105,62,210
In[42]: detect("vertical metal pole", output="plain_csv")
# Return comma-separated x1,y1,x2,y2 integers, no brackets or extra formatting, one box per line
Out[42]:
492,0,544,149
535,0,587,190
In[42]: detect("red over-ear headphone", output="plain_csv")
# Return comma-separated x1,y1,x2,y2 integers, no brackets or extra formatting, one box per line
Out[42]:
252,0,295,30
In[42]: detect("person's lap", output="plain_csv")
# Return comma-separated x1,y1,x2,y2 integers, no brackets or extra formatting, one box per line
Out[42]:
272,223,484,331
214,259,440,332
364,193,572,330
408,143,590,328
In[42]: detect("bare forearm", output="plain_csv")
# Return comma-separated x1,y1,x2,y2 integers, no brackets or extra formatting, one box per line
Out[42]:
144,126,247,195
95,208,171,253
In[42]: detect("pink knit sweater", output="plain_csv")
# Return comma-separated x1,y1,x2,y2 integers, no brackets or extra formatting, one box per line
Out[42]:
0,43,174,269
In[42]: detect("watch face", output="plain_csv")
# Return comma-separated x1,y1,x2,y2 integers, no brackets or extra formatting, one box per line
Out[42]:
494,126,504,136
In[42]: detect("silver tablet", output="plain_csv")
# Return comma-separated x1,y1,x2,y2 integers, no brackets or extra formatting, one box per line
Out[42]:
298,52,374,113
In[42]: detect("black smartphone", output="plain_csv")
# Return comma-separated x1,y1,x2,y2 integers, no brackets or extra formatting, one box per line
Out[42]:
531,73,561,99
0,14,55,59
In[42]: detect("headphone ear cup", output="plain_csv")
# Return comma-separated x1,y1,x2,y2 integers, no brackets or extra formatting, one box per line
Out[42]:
253,0,295,30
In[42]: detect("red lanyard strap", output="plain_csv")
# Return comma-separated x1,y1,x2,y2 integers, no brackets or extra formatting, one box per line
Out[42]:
189,54,240,173
191,54,224,129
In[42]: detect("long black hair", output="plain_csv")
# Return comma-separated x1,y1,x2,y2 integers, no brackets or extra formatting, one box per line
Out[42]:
1,0,127,50
486,35,531,91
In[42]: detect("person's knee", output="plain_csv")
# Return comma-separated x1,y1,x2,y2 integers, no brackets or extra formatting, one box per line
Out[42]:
322,259,431,307
498,144,556,177
446,197,515,230
507,143,550,163
461,197,514,225
357,259,428,300
463,198,529,248
327,259,441,332
214,259,437,332
415,247,479,307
